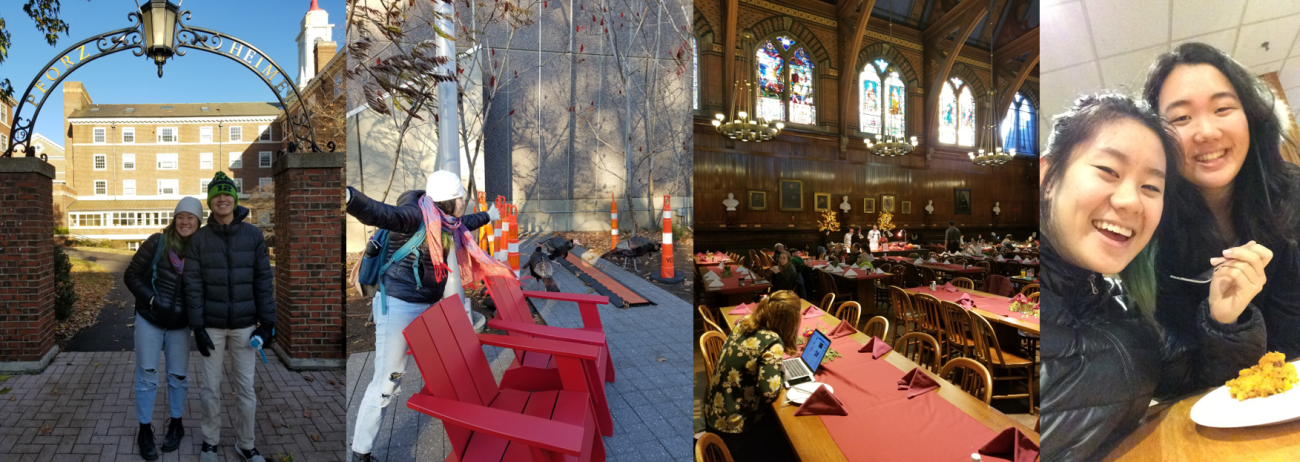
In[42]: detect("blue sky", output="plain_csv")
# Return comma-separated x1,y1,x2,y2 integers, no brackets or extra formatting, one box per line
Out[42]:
2,0,345,143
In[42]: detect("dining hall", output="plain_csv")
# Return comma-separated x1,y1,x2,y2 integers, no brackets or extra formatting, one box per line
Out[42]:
691,0,1041,460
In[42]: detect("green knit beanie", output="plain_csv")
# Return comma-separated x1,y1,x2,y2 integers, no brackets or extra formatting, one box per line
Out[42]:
207,171,239,208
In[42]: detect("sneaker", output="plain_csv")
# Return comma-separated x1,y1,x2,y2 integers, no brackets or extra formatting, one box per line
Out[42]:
200,443,219,462
137,424,159,461
351,452,377,462
160,417,184,453
238,447,266,462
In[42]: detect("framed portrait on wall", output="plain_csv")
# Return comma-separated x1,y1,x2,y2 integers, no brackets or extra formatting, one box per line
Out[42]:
864,198,875,213
901,201,911,214
881,194,896,213
780,179,803,211
748,190,767,211
955,188,972,214
814,193,831,211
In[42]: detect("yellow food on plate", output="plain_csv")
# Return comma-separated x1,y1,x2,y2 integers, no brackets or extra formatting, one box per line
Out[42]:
1226,352,1299,401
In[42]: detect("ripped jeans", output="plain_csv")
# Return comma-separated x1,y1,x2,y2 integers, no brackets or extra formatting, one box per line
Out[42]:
133,313,191,424
350,295,431,454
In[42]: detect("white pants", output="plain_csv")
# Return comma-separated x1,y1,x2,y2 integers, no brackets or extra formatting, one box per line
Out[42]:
199,325,258,450
351,295,429,454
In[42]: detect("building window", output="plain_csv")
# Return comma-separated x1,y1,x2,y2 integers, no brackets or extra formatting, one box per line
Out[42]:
229,126,242,142
158,127,178,143
123,179,136,196
259,177,272,190
259,151,272,168
93,154,107,170
122,127,135,143
200,178,211,193
94,180,107,195
70,213,104,227
157,179,179,196
122,154,135,170
334,74,343,98
1000,92,1037,155
127,241,141,251
200,152,213,169
258,125,271,141
939,77,976,146
756,35,816,125
112,212,137,227
93,127,106,144
157,153,178,170
234,178,243,194
230,152,242,169
0,104,6,125
200,126,213,143
859,58,906,137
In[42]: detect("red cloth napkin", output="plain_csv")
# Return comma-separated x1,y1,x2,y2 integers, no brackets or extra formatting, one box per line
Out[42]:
802,305,826,319
943,282,958,292
728,303,753,315
897,367,940,398
857,336,892,359
956,293,976,309
794,384,848,416
827,320,857,339
978,427,1040,462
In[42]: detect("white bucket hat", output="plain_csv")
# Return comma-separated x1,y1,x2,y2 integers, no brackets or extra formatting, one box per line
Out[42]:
425,170,467,202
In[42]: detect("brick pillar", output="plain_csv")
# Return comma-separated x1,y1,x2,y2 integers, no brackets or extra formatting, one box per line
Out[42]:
271,152,345,370
0,158,58,372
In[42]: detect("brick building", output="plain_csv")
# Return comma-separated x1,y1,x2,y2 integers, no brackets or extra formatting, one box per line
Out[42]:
1,94,13,150
61,82,284,247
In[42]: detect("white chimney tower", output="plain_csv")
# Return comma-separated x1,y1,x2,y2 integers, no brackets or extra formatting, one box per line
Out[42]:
296,0,334,88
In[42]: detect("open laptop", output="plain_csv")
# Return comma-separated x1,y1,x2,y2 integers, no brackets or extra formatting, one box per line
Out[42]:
783,329,831,388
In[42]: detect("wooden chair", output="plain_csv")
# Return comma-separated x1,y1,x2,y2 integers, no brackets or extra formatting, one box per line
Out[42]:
911,293,946,348
862,316,889,343
974,261,992,289
403,295,607,459
940,357,992,405
695,432,735,462
893,332,941,373
700,331,727,386
939,301,976,362
702,317,725,335
920,266,938,285
878,262,892,273
836,301,861,329
903,264,924,287
819,271,854,302
1028,292,1040,304
748,250,762,271
889,286,918,338
969,314,1036,414
698,305,724,333
1001,261,1023,277
950,277,975,290
1020,283,1040,297
927,252,938,260
819,293,836,316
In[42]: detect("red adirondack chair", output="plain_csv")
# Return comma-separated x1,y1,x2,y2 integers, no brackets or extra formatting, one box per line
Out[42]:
485,275,615,436
404,295,607,461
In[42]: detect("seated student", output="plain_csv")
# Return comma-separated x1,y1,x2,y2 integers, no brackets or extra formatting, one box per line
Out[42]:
703,291,801,462
767,251,801,297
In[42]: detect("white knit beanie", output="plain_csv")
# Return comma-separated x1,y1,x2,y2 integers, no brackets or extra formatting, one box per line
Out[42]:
174,196,204,220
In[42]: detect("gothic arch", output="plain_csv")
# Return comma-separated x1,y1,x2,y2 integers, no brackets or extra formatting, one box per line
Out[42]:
947,62,987,96
694,9,716,47
855,42,920,88
748,17,833,72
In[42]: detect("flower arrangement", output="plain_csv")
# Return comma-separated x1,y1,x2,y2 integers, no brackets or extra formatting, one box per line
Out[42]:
818,210,841,234
878,211,895,233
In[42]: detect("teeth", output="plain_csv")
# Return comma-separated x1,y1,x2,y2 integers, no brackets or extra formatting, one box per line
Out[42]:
1093,220,1134,238
1195,150,1226,162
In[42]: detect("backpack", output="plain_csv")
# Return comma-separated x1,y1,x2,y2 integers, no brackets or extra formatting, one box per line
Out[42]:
353,223,427,315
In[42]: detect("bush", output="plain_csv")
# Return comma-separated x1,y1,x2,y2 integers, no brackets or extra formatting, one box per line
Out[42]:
54,226,69,235
53,247,78,321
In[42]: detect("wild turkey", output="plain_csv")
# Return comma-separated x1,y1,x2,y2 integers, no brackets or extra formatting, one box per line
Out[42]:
599,236,661,271
521,236,575,292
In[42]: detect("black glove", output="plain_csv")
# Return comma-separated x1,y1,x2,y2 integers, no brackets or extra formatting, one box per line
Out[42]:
193,328,215,357
252,324,275,346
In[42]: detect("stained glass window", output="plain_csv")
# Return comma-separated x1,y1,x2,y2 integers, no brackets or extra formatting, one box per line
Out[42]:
692,38,698,111
754,36,817,125
939,77,975,147
860,58,906,137
958,85,975,146
1000,92,1037,155
939,79,958,144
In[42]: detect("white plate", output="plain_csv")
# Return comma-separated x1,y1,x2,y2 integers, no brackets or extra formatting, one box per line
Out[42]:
786,382,833,404
1190,361,1300,428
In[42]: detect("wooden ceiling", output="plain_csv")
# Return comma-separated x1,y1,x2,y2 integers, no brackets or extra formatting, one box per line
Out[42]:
817,0,1039,54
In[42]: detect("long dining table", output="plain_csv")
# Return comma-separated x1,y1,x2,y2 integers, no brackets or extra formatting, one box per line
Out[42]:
900,286,1040,335
721,299,1039,461
699,264,771,306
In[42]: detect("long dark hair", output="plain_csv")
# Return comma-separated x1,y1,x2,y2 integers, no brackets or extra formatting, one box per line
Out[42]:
1141,42,1299,262
1041,93,1182,316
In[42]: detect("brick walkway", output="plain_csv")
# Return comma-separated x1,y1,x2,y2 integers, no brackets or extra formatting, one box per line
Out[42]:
0,350,346,461
346,235,693,461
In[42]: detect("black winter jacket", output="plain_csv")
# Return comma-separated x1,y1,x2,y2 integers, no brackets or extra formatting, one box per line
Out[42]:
346,186,492,304
183,206,275,330
123,233,190,330
1039,239,1265,461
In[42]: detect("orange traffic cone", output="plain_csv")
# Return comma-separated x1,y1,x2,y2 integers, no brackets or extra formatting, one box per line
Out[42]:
493,196,506,263
651,195,683,283
506,203,520,277
611,193,619,250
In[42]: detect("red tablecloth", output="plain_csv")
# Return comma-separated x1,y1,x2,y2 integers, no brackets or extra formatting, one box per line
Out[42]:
908,286,1039,325
881,257,985,275
802,318,1001,460
702,265,769,294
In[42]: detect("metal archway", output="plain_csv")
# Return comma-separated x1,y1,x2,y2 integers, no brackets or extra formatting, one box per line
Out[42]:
3,8,333,159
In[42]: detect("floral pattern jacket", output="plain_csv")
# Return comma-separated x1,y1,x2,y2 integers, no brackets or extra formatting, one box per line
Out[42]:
703,322,786,434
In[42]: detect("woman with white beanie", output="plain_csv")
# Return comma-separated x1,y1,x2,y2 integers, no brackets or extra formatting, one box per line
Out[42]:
123,197,203,461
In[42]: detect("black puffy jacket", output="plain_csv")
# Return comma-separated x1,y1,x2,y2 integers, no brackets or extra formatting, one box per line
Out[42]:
1040,239,1265,461
123,233,190,330
183,206,275,330
346,186,492,305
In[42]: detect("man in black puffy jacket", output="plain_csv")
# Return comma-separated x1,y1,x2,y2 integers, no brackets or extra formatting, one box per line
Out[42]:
183,172,274,462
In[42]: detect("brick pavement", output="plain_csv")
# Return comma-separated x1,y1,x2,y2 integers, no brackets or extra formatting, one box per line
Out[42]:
346,234,693,461
0,350,346,461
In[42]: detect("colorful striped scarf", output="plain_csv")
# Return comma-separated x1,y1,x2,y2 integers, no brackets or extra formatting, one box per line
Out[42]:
418,195,513,285
169,249,184,275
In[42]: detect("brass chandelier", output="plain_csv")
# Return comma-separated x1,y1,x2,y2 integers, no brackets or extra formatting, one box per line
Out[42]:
714,66,783,142
968,0,1013,167
866,0,916,157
